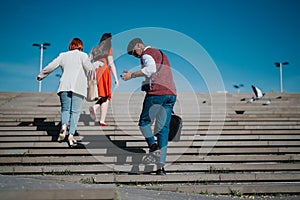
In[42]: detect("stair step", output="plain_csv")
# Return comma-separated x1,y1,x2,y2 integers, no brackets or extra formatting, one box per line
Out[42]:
1,92,300,195
1,154,299,165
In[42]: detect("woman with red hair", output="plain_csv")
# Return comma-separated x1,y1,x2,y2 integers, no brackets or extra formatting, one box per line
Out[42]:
37,38,94,147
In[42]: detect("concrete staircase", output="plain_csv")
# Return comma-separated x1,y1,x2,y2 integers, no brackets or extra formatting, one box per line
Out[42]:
0,92,300,196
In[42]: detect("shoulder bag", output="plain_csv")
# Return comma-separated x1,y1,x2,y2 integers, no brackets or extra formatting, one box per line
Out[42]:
87,70,98,101
168,111,183,142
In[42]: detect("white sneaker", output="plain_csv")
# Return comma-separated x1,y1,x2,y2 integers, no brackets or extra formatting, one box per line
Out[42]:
142,149,161,164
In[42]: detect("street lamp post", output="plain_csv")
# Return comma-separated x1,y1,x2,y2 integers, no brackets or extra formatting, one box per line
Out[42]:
33,42,50,92
274,62,289,93
233,84,244,93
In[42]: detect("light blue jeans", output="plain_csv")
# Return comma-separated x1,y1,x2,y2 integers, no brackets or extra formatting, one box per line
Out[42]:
139,94,177,165
59,91,84,135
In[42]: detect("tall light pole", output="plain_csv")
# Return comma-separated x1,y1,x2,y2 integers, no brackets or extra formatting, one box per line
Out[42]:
33,42,50,92
233,84,244,93
274,62,289,93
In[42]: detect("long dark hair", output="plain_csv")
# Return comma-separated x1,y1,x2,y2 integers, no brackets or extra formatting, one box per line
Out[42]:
92,33,112,61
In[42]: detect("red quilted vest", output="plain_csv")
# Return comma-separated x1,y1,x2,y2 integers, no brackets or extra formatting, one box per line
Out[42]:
141,47,176,96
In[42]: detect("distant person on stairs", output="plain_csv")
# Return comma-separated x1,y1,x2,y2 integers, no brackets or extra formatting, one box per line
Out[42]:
37,38,95,147
121,38,177,175
89,33,119,126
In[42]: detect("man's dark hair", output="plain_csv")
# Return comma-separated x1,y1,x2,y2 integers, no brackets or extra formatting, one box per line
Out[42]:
127,38,143,55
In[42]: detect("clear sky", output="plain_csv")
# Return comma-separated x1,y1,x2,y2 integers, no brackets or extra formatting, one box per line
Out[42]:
0,0,299,93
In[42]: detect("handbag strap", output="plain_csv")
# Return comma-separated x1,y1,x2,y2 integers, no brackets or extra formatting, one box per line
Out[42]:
156,50,164,74
89,70,96,80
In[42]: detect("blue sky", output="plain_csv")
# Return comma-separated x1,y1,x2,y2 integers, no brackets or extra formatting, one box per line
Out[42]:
0,0,299,93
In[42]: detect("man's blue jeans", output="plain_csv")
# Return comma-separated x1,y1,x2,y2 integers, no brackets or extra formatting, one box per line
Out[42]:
139,94,177,165
59,91,84,135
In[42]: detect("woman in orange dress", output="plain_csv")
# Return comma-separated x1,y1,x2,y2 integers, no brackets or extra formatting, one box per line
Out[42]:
89,33,119,126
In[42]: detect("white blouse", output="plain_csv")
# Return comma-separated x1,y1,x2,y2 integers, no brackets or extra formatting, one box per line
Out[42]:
38,50,94,97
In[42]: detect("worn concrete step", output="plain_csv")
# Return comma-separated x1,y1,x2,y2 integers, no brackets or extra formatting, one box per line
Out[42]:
1,124,299,132
1,92,298,105
1,104,300,112
14,117,300,125
0,116,285,123
1,100,300,109
146,183,300,195
1,140,299,149
1,129,299,137
1,134,300,142
1,163,300,175
3,99,299,107
1,154,299,165
1,147,299,157
2,120,300,127
23,173,300,184
1,95,298,103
